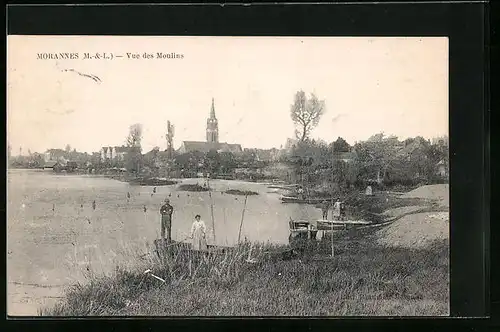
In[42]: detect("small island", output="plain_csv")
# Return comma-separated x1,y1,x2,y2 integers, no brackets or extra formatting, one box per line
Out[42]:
225,189,259,196
177,183,210,192
127,177,178,186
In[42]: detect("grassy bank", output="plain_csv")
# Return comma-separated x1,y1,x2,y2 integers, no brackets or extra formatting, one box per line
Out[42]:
40,226,448,316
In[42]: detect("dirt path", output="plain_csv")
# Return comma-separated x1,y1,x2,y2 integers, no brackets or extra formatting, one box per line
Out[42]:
375,184,449,248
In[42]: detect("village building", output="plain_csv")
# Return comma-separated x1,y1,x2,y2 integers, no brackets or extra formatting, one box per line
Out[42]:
44,149,67,163
243,148,281,163
177,98,243,155
100,146,139,161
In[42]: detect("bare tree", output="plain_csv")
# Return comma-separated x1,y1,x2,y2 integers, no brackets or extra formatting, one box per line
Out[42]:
290,91,326,142
166,120,175,159
126,123,143,149
125,123,143,174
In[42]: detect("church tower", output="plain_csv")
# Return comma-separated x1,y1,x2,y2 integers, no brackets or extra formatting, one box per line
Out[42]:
206,98,219,143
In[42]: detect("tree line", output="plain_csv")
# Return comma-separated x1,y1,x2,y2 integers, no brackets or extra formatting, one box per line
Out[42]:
8,90,448,190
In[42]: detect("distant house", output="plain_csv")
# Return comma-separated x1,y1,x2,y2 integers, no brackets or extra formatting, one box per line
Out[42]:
178,141,243,155
43,161,64,171
44,149,67,163
100,146,139,161
436,159,448,177
243,148,280,162
43,161,58,170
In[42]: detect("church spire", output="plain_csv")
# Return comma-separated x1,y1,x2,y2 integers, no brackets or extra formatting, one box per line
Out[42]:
210,97,216,119
206,97,219,143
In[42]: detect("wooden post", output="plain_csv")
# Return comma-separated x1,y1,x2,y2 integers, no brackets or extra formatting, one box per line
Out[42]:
331,216,334,258
207,176,216,244
237,194,249,244
331,154,335,258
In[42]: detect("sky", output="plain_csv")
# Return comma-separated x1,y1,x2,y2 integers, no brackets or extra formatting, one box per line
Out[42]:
7,36,448,155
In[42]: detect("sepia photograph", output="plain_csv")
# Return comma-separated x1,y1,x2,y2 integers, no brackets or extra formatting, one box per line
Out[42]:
7,36,449,316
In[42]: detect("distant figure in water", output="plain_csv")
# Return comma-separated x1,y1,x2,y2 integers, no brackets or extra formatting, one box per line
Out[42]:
168,193,172,197
190,214,208,251
153,187,157,194
177,194,180,198
80,204,84,209
92,200,96,210
127,192,131,202
52,203,55,213
143,205,147,213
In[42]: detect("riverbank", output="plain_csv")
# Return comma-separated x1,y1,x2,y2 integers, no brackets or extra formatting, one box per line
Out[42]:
40,184,449,316
8,170,448,316
40,228,449,316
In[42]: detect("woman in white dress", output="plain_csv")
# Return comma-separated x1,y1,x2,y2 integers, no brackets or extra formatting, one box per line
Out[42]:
190,214,208,251
333,198,342,221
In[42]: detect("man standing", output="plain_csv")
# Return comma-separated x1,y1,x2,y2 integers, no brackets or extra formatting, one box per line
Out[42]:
320,200,329,220
159,198,174,242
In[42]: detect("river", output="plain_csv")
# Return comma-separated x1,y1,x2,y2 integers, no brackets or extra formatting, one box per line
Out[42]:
7,169,320,316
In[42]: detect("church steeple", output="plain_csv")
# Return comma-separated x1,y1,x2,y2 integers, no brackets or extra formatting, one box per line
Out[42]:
210,97,216,119
206,98,219,143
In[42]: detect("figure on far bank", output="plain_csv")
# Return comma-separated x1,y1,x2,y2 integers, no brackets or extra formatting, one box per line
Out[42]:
159,198,174,242
297,186,305,200
365,185,373,196
190,214,208,251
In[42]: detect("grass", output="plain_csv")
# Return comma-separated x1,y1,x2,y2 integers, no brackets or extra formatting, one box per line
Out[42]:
224,189,259,196
40,225,449,316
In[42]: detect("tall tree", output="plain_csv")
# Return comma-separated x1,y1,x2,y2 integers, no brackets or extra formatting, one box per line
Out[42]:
166,120,175,160
290,91,326,142
65,144,71,154
125,123,143,174
331,137,351,152
126,123,143,150
354,133,401,184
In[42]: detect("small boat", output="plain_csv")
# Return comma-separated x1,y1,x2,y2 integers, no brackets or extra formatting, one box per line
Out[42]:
288,218,372,242
153,239,230,258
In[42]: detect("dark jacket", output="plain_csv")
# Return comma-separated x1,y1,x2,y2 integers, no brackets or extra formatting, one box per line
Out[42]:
160,204,173,218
